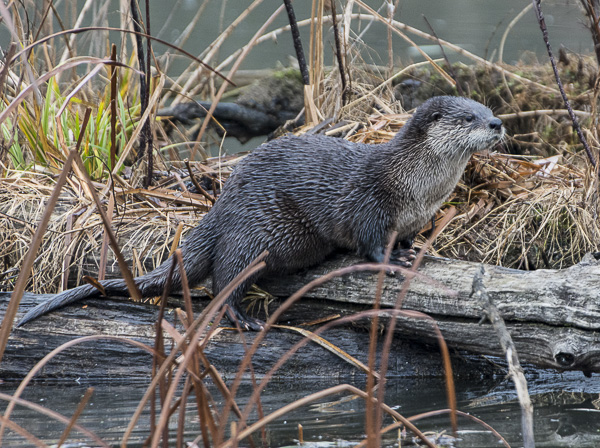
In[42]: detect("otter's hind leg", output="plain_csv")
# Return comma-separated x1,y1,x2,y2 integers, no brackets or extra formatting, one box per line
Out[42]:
214,272,265,331
211,248,267,331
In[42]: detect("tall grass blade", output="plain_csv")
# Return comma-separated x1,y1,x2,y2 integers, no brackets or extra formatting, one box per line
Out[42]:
0,57,138,128
72,126,142,303
110,43,118,169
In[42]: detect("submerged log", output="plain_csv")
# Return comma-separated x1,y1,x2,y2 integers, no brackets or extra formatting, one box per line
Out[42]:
2,252,600,380
158,101,298,142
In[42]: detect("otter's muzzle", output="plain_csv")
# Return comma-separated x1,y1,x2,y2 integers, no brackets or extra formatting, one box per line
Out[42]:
488,117,503,131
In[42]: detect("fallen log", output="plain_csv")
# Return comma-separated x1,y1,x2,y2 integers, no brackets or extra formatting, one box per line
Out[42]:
261,253,600,373
2,252,600,380
1,291,497,381
158,68,304,142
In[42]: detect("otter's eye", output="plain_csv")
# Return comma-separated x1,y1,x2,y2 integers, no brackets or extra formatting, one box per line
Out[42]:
431,112,442,121
465,114,474,123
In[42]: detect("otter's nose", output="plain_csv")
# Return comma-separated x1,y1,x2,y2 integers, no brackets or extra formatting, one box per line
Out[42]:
489,117,503,131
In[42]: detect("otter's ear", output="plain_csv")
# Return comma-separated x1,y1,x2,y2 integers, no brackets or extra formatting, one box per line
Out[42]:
431,111,442,121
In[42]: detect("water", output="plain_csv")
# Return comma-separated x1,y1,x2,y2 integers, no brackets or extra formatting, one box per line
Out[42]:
147,0,591,71
1,371,599,446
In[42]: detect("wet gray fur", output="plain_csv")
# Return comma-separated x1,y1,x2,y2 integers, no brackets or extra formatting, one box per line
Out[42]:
17,96,504,330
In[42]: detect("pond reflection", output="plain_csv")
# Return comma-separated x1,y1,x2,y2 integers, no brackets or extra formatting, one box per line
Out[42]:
2,370,599,447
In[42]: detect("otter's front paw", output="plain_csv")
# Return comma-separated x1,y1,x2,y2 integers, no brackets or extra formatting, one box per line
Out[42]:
226,306,265,331
385,248,417,276
390,247,417,267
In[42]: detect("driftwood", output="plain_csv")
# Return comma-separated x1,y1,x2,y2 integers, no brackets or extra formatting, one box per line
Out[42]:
1,291,496,381
260,253,600,373
2,252,600,380
158,69,304,142
158,101,297,141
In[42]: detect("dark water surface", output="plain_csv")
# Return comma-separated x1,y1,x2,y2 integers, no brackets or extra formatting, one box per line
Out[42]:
1,369,599,447
149,0,591,71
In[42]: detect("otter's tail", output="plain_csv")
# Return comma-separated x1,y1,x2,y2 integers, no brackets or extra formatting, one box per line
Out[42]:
17,218,216,327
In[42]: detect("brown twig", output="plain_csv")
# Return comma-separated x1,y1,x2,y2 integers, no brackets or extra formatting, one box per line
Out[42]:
227,263,452,447
97,190,115,281
122,253,268,446
176,376,192,448
12,27,233,85
1,335,158,446
57,387,95,447
580,0,600,66
422,15,464,96
150,256,176,447
366,231,397,447
144,0,154,190
0,42,15,95
328,0,348,103
229,309,441,448
130,0,152,186
386,0,395,74
192,5,284,158
375,207,458,437
73,110,142,303
0,57,136,128
283,0,310,85
184,159,216,204
0,391,108,447
148,254,269,448
0,149,76,367
110,43,118,170
0,416,45,448
223,383,434,448
532,0,597,168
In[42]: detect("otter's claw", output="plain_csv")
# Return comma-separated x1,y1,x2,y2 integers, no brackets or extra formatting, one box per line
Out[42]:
390,247,417,268
384,248,417,276
226,306,265,331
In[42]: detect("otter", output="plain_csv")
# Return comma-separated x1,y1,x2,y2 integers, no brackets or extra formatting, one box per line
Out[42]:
17,96,504,330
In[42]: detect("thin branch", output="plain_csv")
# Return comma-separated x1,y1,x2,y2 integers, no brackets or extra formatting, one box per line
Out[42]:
329,0,347,102
472,266,535,448
145,0,154,189
0,150,77,366
130,0,150,184
423,15,464,96
283,0,310,85
12,27,233,85
532,0,597,168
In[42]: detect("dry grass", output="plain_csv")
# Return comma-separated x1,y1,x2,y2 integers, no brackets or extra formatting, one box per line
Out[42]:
2,73,599,297
438,154,599,269
0,171,211,294
2,99,597,298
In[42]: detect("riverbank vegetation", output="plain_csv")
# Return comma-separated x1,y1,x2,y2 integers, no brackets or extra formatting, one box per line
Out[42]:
1,0,600,446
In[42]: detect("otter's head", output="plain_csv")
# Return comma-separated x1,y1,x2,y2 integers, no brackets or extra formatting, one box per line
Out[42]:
404,96,504,159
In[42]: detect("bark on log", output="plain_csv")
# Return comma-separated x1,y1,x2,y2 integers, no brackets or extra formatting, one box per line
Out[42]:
1,292,496,381
2,253,600,379
258,253,600,373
